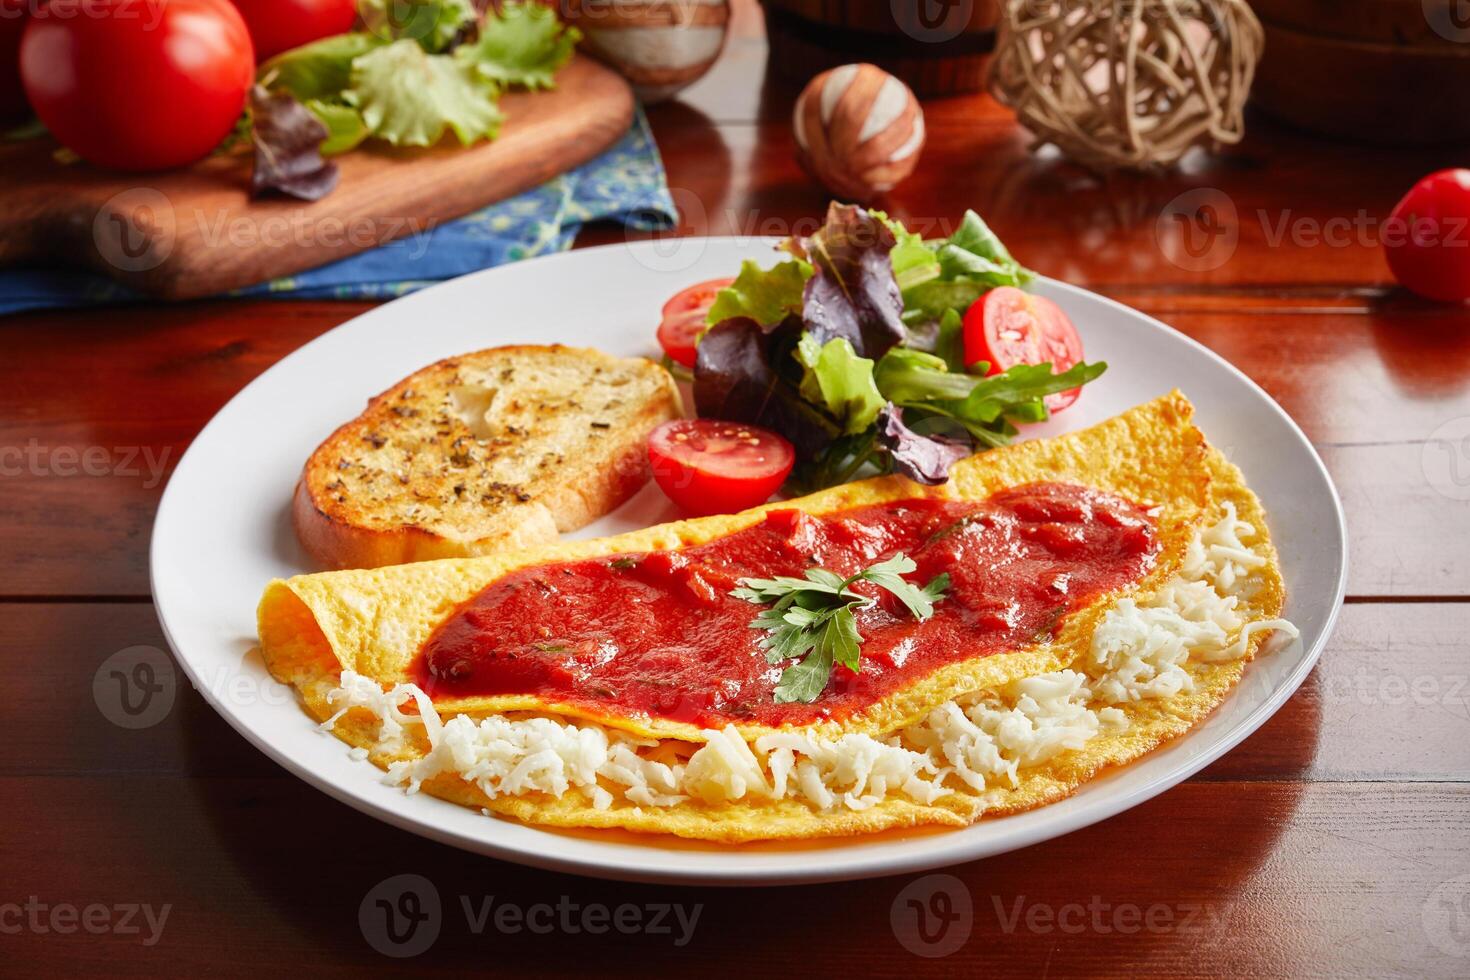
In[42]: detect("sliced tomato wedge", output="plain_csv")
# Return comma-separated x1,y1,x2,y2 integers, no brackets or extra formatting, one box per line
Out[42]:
962,286,1085,413
648,419,795,516
656,277,736,369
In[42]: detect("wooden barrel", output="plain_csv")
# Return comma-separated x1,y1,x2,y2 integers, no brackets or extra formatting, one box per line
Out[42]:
1250,0,1470,145
1250,0,1465,46
760,0,1001,97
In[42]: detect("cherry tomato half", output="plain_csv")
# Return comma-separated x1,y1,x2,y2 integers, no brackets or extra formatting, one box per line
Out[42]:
1384,169,1470,304
657,277,735,369
21,0,254,172
962,286,1085,413
228,0,358,62
648,419,795,516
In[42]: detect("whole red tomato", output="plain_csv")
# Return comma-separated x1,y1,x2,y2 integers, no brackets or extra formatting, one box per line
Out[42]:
1384,169,1470,304
229,0,357,62
20,0,254,171
0,0,29,123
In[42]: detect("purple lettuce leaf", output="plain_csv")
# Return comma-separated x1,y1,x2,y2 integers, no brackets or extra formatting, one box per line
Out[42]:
875,404,972,485
800,202,906,360
693,315,838,461
249,86,340,201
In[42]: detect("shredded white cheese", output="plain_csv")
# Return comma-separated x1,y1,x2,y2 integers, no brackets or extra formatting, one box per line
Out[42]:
319,504,1298,815
1179,500,1271,594
905,671,1128,793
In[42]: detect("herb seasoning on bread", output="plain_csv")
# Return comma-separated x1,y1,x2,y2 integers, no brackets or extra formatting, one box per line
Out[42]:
293,345,681,569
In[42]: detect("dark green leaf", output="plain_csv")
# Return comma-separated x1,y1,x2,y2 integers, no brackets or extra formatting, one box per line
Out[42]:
773,642,833,704
259,33,384,102
824,607,862,674
735,551,949,703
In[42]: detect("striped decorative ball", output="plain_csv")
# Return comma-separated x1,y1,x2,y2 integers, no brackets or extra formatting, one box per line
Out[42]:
566,0,730,104
792,63,926,202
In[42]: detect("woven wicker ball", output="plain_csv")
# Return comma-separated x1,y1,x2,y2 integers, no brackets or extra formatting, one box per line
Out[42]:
988,0,1264,171
793,63,926,202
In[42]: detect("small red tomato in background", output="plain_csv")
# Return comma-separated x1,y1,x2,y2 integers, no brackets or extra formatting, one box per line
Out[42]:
228,0,357,62
962,286,1085,413
20,0,254,171
657,277,735,369
0,0,29,123
648,419,795,516
1384,169,1470,304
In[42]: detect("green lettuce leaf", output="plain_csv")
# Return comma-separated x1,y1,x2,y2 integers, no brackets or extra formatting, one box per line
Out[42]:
875,345,1106,430
706,259,813,327
874,347,978,403
359,0,478,54
260,33,385,102
871,210,940,291
305,100,369,155
942,210,1031,283
934,307,966,373
951,361,1108,424
346,39,502,147
902,280,986,323
899,209,1034,322
794,334,884,435
458,1,581,90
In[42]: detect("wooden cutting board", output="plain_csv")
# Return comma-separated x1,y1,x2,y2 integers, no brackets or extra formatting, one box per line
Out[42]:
0,54,634,300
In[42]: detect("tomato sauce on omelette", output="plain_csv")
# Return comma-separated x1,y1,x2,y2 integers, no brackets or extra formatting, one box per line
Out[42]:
414,482,1158,727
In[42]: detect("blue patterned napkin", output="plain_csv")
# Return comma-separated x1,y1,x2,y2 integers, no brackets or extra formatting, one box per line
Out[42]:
0,110,676,316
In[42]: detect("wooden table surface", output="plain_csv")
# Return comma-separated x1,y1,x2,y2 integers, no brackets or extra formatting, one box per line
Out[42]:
4,3,1468,975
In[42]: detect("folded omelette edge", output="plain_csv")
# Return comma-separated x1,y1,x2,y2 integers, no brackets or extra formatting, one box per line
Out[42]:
254,392,1291,843
260,390,1210,744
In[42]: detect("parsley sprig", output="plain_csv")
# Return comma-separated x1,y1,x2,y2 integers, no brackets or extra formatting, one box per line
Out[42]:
732,554,950,704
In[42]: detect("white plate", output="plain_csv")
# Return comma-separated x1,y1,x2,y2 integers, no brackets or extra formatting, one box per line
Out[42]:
151,239,1347,886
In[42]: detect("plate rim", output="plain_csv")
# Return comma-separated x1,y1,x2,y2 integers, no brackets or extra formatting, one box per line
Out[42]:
149,238,1349,887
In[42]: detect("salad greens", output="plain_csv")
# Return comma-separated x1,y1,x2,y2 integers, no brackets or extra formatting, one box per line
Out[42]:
346,40,504,147
249,1,579,199
706,259,811,326
691,202,1106,490
733,554,950,704
248,87,339,200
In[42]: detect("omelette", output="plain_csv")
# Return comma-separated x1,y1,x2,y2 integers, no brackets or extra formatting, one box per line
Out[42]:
258,392,1297,842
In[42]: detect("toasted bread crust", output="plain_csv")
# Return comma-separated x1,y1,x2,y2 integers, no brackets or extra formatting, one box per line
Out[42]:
294,345,681,569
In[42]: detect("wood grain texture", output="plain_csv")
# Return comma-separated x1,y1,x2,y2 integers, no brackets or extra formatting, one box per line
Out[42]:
1252,20,1470,145
0,775,1465,975
619,114,1470,289
0,56,633,300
